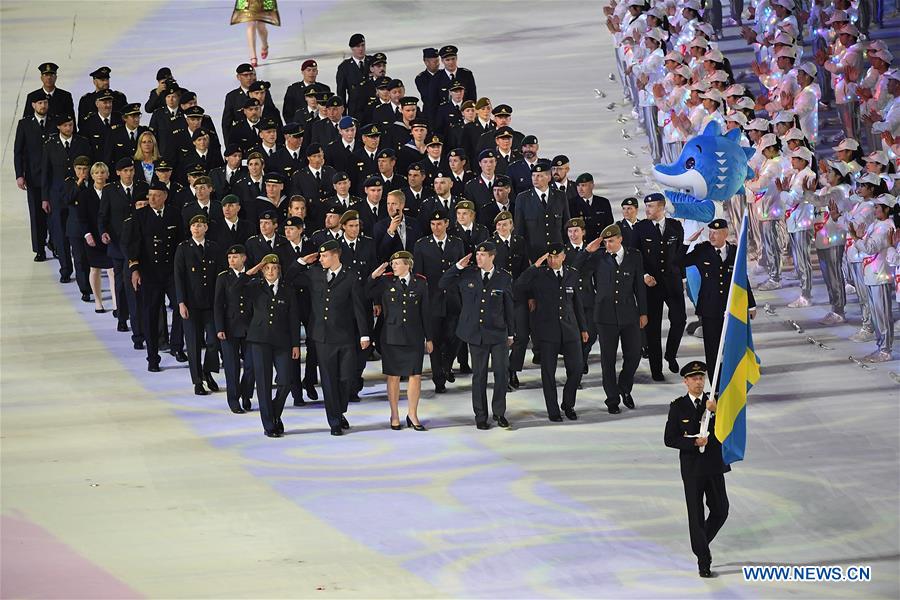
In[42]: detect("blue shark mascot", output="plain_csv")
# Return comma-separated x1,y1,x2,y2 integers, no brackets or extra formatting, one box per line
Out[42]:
652,121,755,223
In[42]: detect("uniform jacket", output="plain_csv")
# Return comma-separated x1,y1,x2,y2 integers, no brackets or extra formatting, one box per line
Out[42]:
439,265,515,345
238,275,301,349
214,269,253,338
680,241,756,318
283,262,370,345
366,273,433,345
514,264,586,343
413,234,465,317
174,238,224,309
125,204,184,284
664,394,731,479
514,187,571,262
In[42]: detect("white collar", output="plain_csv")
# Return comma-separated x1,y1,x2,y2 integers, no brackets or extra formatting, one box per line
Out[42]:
534,186,549,196
481,268,495,278
497,234,511,242
433,234,447,243
232,268,245,276
328,265,343,277
192,237,205,247
263,234,275,243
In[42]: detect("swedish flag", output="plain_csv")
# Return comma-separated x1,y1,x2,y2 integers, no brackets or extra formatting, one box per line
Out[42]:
714,213,761,465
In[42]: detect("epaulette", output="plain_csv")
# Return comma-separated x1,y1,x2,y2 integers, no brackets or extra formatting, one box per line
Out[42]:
217,269,228,276
499,267,512,277
103,182,114,188
415,273,427,280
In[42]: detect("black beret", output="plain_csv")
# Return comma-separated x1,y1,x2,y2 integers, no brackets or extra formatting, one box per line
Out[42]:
332,171,350,184
305,143,324,156
178,90,196,104
478,149,497,161
114,157,133,170
248,80,270,93
319,238,341,252
284,216,305,229
27,90,50,103
476,240,497,252
644,192,666,203
522,134,539,145
621,197,638,207
325,96,344,108
575,173,593,184
191,129,210,141
387,78,403,90
494,175,512,187
448,79,465,92
364,175,383,187
283,122,304,136
423,47,439,58
258,117,279,131
430,207,449,221
375,76,392,90
149,181,169,192
448,148,467,159
531,160,552,173
223,144,242,157
221,194,241,205
243,97,261,109
377,148,396,159
348,33,365,47
227,244,246,255
236,63,255,74
552,155,570,166
258,210,277,221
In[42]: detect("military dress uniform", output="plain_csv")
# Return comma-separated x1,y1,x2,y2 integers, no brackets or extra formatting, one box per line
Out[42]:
664,361,730,577
439,242,515,428
565,234,598,373
630,203,687,379
680,224,756,380
24,63,76,121
125,198,185,370
413,224,465,391
77,67,127,127
174,220,223,393
514,248,587,421
492,226,530,383
365,268,433,376
335,47,370,119
80,107,123,160
283,240,371,435
214,255,256,413
238,257,301,437
572,225,647,412
570,175,614,242
430,47,477,104
13,102,51,256
59,170,92,298
276,225,317,404
514,166,571,262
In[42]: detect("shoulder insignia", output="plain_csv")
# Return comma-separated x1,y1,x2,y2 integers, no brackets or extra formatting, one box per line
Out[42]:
415,273,427,280
217,269,228,276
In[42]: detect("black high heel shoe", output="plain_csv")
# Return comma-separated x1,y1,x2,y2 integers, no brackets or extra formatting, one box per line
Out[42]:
406,415,427,431
390,420,402,431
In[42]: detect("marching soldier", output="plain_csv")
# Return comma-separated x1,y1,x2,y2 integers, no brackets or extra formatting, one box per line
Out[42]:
80,92,123,161
335,33,370,118
415,48,441,122
680,220,756,380
491,210,530,390
214,244,255,413
618,197,640,247
578,224,648,414
14,91,52,261
77,66,127,128
476,174,514,229
630,193,687,381
209,145,246,199
351,176,388,236
24,62,76,122
514,159,570,262
104,103,147,171
664,360,730,579
565,217,598,374
181,176,223,231
241,254,301,438
414,208,465,393
430,45,477,105
174,214,223,395
126,182,185,372
515,244,588,421
570,173,613,242
285,239,371,436
439,242,515,429
245,210,289,266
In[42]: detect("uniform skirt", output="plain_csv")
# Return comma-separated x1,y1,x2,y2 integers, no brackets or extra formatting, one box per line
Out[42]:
381,342,424,377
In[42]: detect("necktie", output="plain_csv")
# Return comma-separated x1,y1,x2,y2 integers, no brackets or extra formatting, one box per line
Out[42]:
656,222,662,236
292,152,298,160
557,270,563,285
103,117,109,127
315,171,321,182
268,239,274,249
540,192,547,206
372,205,377,218
437,240,444,253
38,118,45,130
349,241,356,252
400,278,408,291
253,181,261,197
720,248,727,262
268,148,274,157
504,239,510,249
231,223,237,232
202,205,209,216
294,245,301,254
125,187,132,202
269,283,276,294
198,242,205,257
328,271,335,283
64,139,70,152
346,145,352,152
157,209,163,218
433,161,439,169
130,130,135,142
482,272,490,287
414,192,420,202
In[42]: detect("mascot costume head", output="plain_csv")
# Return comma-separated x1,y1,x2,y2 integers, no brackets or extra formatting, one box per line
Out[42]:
652,121,755,224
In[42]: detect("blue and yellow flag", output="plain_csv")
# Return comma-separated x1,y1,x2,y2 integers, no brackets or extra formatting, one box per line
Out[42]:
715,213,761,464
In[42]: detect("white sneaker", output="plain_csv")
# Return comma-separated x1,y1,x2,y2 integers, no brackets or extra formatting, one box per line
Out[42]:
819,312,846,325
864,350,893,363
787,296,811,308
758,279,782,291
849,328,876,342
845,284,857,296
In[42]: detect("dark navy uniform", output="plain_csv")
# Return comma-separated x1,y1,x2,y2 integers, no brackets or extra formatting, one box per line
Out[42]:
181,200,224,231
506,158,538,197
13,110,51,255
80,112,123,159
493,232,531,379
239,272,301,436
515,261,586,419
450,222,490,255
565,241,598,371
430,66,477,105
374,216,423,262
104,124,149,172
284,257,370,433
618,218,638,249
245,233,289,267
514,186,570,262
630,216,687,378
214,267,255,412
572,241,647,412
77,89,127,129
174,236,223,389
125,203,185,369
210,165,248,198
276,236,318,404
439,258,514,427
365,272,433,375
570,194,614,242
413,233,465,390
335,54,370,119
208,217,254,258
476,197,514,229
681,239,756,380
664,368,730,576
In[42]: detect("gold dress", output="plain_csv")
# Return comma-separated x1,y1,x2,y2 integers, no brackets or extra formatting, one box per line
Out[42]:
230,0,280,26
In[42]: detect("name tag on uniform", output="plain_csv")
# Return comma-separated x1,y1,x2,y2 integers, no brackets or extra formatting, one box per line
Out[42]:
277,299,285,304
565,287,574,293
703,261,711,265
491,289,503,295
167,225,176,229
623,271,631,276
681,419,690,423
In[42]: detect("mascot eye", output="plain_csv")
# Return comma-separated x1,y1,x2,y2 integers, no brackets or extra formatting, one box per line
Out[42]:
685,157,696,169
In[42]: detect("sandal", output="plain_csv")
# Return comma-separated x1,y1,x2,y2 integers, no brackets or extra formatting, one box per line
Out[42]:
261,46,268,60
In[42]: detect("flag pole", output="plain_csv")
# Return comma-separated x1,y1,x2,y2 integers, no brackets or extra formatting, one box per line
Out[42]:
698,205,749,452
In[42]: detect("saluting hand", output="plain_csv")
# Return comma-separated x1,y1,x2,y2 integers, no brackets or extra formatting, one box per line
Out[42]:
371,261,389,279
585,237,604,253
534,252,549,267
301,251,319,264
217,331,227,341
458,252,473,268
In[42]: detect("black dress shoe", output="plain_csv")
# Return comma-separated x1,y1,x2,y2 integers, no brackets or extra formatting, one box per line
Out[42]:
241,397,252,411
699,567,714,578
667,358,680,374
265,431,282,438
651,372,665,382
231,407,246,414
95,308,106,314
390,421,402,431
148,363,161,373
582,364,589,375
622,393,635,409
641,346,649,359
330,427,343,436
174,351,188,363
476,422,490,430
340,415,350,430
493,415,510,428
348,392,361,402
607,404,621,414
406,415,426,431
276,419,285,434
34,253,46,262
117,322,129,332
112,309,119,318
434,382,447,394
133,340,144,350
458,363,472,374
303,382,318,400
81,293,92,303
159,342,171,353
203,372,219,392
686,320,701,336
445,369,456,383
549,414,563,422
507,381,515,392
531,353,541,365
194,383,208,396
564,409,578,421
509,372,520,388
293,398,306,407
59,275,72,283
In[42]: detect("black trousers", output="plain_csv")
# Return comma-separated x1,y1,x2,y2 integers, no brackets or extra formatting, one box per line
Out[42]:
113,253,142,342
470,341,509,424
646,284,686,375
183,307,219,384
509,301,531,372
682,473,729,568
221,336,255,411
701,316,725,385
139,278,183,366
300,317,319,386
48,203,71,277
581,318,598,372
538,339,583,417
25,185,48,254
427,313,458,386
598,321,641,407
317,341,356,428
249,342,292,434
65,212,91,294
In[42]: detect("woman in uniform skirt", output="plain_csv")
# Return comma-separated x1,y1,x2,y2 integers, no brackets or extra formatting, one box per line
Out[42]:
230,0,281,67
78,161,116,314
366,251,433,431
